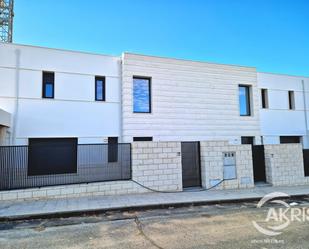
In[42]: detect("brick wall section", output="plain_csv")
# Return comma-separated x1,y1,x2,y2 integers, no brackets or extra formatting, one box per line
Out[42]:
131,141,183,191
200,141,254,190
264,144,307,186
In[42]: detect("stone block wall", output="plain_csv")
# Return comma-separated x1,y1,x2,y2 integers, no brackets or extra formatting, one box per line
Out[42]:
264,144,307,186
131,141,183,191
0,180,147,201
200,141,254,190
3,141,309,202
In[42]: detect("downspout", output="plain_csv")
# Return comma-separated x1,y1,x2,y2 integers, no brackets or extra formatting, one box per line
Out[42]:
302,80,309,148
11,49,20,145
119,55,124,143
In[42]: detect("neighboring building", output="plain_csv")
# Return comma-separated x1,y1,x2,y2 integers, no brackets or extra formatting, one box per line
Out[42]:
122,53,261,144
0,107,10,145
0,43,122,145
258,72,309,148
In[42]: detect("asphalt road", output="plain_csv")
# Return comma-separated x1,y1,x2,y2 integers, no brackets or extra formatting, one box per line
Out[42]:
1,198,309,249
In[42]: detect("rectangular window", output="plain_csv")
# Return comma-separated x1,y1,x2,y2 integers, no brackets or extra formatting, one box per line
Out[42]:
280,136,300,144
241,136,255,145
239,85,251,116
261,89,269,109
28,138,77,176
133,137,153,142
133,77,151,113
288,91,295,110
42,72,54,98
95,76,105,101
108,137,118,163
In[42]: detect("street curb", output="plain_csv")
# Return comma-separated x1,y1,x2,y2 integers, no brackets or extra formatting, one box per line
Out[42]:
0,193,307,222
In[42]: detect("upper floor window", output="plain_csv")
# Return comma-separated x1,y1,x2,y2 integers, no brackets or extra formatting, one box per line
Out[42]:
261,89,269,109
133,77,151,113
288,91,295,110
239,85,251,116
42,72,54,98
95,76,105,101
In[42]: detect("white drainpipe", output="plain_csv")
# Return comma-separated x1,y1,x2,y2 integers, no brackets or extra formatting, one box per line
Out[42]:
11,49,20,145
302,79,309,148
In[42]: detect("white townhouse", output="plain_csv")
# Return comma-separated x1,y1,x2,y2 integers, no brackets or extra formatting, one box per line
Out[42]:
1,43,309,196
258,72,309,148
0,43,122,146
1,42,309,149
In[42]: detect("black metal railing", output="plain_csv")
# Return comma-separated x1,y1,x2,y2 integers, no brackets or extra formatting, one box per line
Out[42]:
0,143,131,191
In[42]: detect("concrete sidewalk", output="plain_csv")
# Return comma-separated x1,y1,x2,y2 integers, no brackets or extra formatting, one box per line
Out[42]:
0,185,309,220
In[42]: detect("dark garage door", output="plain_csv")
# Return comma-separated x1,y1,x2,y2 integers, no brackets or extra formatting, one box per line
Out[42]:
181,142,201,188
28,138,78,176
303,149,309,177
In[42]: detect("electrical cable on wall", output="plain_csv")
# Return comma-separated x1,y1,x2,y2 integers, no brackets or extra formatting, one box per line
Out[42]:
131,179,225,194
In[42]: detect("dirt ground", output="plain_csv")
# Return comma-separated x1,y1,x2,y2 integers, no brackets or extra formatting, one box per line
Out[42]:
1,199,309,249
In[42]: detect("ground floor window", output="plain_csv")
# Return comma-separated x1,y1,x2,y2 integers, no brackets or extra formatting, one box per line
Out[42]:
241,136,255,145
28,138,78,176
133,137,153,141
280,136,301,144
108,137,118,163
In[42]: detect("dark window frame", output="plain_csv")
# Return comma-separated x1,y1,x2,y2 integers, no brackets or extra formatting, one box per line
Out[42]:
288,90,295,110
42,71,55,99
95,76,106,101
133,137,153,142
108,137,118,163
280,136,300,144
261,88,269,109
133,76,152,113
239,85,251,116
241,136,255,145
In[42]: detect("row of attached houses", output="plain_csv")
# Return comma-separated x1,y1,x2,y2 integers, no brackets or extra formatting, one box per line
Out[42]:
0,43,309,199
1,43,308,147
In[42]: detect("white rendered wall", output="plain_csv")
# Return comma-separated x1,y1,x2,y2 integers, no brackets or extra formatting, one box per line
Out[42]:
0,43,121,145
258,72,309,147
122,53,261,144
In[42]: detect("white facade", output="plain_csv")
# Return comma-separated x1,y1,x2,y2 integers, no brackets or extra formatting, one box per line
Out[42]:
122,53,261,144
1,43,309,147
258,72,309,148
0,43,122,145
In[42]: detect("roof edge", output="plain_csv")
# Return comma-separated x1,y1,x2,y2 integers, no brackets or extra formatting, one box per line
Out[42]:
122,52,257,70
0,42,120,59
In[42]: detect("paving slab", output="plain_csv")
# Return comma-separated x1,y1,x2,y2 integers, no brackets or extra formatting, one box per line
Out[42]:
0,185,309,220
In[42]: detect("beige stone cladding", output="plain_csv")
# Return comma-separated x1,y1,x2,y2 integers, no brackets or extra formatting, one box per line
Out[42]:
264,144,307,186
131,141,183,192
200,141,254,190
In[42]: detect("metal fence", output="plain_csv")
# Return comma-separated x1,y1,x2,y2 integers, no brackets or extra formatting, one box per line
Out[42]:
0,143,131,191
